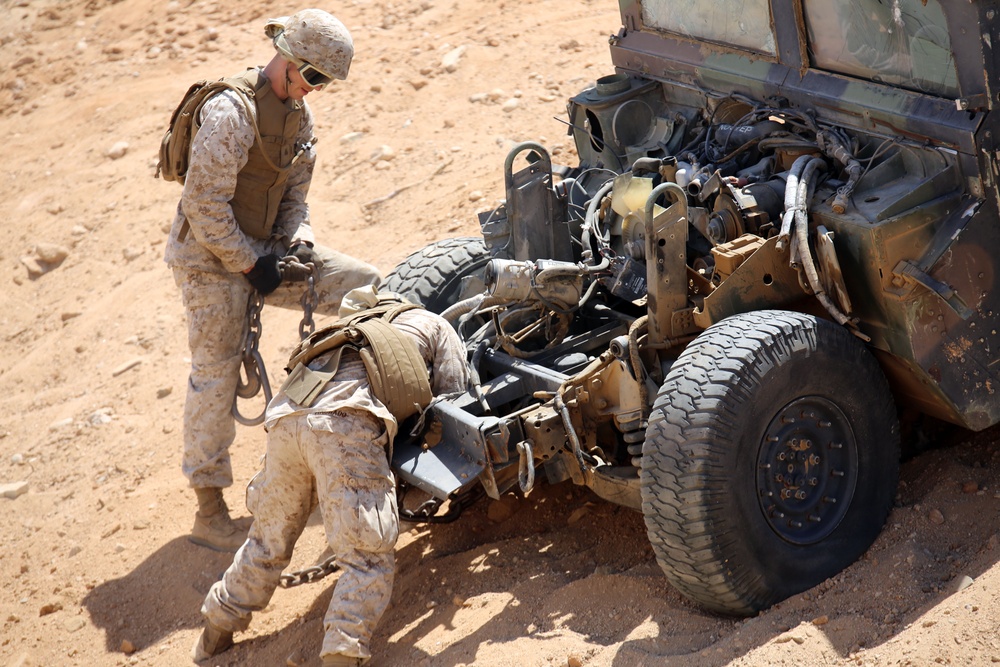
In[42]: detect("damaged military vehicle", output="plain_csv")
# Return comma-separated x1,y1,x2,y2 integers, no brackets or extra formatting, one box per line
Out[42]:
383,0,1000,615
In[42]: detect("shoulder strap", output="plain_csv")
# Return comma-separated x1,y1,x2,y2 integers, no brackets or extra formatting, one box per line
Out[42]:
210,78,290,175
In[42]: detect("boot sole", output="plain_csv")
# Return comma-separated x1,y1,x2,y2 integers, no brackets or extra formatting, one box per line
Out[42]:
188,533,243,553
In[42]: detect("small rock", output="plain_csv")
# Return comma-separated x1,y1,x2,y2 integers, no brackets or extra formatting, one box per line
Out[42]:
20,255,46,278
486,495,518,523
370,145,395,162
64,616,86,632
468,191,483,202
339,131,365,143
441,45,466,72
122,246,144,261
811,615,829,626
11,453,24,465
962,481,979,494
409,79,428,90
35,242,69,264
928,508,945,525
68,545,82,557
112,358,143,377
156,387,173,399
501,98,519,113
951,575,974,593
101,523,122,539
107,141,129,160
369,84,382,93
453,595,469,608
567,655,583,667
39,601,63,616
89,408,115,425
49,417,74,431
61,311,82,321
120,639,136,654
373,160,393,171
133,519,150,530
1,481,29,500
567,505,590,526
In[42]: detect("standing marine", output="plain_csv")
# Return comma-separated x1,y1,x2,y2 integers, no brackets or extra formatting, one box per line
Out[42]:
164,8,382,552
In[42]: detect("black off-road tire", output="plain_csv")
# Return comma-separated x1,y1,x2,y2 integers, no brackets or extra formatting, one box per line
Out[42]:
382,237,490,314
640,310,899,615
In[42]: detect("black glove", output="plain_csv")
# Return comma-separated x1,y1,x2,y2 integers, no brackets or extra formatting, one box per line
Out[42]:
288,243,322,270
245,253,283,295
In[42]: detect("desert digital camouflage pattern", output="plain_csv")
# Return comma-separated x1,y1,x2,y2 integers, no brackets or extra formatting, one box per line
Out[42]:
166,78,380,490
202,408,395,661
202,308,468,659
380,0,1000,616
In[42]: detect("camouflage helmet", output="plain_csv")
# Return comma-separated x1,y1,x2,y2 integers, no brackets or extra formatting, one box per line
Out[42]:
264,9,353,81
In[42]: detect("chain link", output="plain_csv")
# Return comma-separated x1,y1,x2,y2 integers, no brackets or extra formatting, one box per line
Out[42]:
278,554,340,588
299,267,318,341
232,291,272,426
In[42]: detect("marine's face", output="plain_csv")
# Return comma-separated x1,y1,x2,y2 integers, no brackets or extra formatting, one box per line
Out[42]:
284,61,321,100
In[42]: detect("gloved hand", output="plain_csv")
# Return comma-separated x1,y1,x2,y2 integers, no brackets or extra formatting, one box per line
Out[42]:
244,253,283,295
287,243,322,270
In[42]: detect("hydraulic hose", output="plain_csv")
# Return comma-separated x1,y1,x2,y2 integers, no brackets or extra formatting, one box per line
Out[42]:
792,157,852,326
776,154,812,252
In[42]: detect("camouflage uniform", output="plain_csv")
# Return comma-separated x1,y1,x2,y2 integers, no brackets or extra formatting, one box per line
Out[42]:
164,84,382,490
201,308,469,661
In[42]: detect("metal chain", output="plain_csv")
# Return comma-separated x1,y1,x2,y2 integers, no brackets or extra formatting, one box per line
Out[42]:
278,554,340,589
233,262,331,586
299,267,318,340
232,291,272,426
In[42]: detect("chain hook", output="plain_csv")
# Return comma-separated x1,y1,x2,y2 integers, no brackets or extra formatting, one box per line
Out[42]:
232,290,273,426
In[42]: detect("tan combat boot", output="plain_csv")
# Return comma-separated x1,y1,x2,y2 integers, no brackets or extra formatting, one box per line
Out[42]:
190,620,234,662
321,655,364,667
189,487,250,552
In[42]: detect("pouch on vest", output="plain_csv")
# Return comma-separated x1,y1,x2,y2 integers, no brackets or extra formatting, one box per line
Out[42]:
155,80,253,184
282,346,348,407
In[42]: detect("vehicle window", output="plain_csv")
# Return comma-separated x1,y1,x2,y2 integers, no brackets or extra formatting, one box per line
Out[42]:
802,0,959,98
640,0,776,56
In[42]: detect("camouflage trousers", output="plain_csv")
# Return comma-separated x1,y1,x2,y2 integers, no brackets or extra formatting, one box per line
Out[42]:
201,408,398,661
172,245,381,488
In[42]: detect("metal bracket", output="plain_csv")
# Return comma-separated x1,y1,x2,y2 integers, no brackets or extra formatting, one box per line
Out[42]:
892,260,973,320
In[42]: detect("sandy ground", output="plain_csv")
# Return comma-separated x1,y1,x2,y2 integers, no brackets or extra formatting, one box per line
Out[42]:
2,0,1000,666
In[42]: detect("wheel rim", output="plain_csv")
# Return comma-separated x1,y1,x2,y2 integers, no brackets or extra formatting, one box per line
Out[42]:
755,396,858,545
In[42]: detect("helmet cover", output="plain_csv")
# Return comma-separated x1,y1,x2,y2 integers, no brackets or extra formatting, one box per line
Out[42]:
265,9,353,80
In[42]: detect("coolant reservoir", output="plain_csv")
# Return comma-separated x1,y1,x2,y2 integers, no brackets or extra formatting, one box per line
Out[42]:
611,172,653,217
